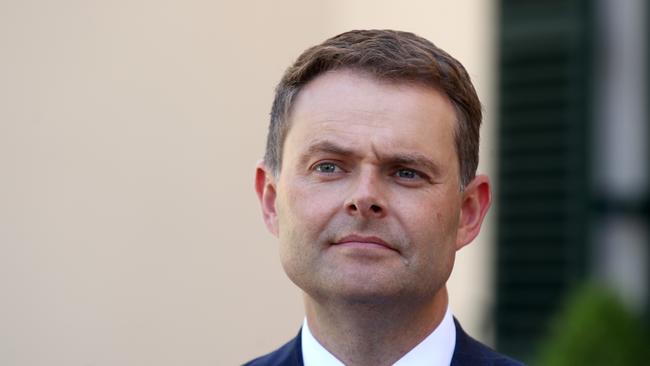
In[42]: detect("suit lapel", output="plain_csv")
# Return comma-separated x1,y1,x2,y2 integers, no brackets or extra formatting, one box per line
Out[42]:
450,318,478,366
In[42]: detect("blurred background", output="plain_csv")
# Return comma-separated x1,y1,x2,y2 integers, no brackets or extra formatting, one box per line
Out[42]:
0,0,647,365
496,0,650,364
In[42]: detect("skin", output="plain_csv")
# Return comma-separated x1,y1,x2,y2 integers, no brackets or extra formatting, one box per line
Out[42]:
255,69,491,366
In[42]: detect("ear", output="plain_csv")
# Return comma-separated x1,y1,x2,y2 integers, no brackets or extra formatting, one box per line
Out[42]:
255,160,279,237
455,174,491,250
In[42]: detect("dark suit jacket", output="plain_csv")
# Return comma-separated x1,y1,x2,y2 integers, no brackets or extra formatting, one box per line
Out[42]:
243,319,525,366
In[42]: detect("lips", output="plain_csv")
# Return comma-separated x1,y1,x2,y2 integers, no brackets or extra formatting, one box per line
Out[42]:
333,234,398,252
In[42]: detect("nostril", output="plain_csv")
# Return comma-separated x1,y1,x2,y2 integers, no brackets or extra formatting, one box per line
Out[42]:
345,201,384,216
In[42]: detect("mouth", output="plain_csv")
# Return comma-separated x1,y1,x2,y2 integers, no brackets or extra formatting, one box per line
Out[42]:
332,234,398,252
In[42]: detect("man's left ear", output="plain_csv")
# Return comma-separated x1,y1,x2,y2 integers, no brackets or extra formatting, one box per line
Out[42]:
456,174,491,250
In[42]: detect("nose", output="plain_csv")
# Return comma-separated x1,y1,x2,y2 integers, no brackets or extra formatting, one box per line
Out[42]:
344,169,387,219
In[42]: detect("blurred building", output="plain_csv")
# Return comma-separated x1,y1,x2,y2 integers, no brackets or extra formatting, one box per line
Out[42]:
495,0,649,360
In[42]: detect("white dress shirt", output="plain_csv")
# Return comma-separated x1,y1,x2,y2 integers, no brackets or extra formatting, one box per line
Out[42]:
301,307,456,366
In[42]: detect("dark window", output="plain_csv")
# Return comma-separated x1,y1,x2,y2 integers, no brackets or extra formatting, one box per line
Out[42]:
496,0,593,360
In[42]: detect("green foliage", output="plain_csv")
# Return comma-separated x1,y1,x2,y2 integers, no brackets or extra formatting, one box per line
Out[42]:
535,285,650,366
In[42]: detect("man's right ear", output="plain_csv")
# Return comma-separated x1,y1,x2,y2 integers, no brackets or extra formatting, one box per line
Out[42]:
255,160,279,237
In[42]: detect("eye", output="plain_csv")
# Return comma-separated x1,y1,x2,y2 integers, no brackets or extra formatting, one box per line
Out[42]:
314,162,342,174
394,168,421,180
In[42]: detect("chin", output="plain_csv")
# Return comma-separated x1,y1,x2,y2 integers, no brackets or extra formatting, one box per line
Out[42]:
311,277,411,305
284,262,429,305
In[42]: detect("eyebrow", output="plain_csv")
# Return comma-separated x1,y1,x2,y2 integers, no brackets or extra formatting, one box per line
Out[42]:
383,154,441,176
298,141,357,167
299,140,442,175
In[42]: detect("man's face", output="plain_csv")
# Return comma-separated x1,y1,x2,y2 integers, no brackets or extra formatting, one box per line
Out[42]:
256,69,489,304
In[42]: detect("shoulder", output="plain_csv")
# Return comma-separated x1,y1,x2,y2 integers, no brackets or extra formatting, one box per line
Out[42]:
242,331,303,366
451,319,526,366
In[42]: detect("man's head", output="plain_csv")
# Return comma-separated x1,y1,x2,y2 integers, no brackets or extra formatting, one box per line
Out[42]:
255,30,490,307
264,29,482,188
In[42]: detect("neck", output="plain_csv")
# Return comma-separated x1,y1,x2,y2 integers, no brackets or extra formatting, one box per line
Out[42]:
304,287,449,366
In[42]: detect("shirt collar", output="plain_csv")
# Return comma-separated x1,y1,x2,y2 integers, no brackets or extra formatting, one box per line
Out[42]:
301,307,456,366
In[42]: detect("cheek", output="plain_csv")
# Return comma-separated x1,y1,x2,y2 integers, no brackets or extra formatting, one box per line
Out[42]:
275,181,342,261
275,181,344,290
279,180,342,230
405,195,461,258
411,206,459,287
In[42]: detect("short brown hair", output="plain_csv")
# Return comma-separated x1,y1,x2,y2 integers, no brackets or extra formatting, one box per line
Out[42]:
265,29,482,187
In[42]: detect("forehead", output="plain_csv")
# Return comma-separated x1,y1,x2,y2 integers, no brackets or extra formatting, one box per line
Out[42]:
283,69,458,162
292,69,453,122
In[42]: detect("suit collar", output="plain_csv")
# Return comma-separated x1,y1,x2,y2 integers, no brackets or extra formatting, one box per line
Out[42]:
301,308,456,366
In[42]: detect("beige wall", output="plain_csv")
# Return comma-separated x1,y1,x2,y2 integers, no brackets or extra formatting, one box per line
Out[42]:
0,1,496,365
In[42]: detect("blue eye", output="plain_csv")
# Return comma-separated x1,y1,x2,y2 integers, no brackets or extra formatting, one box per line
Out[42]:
395,168,420,179
314,162,340,173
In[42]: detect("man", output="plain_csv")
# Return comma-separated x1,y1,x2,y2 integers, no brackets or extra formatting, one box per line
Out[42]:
247,30,524,366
